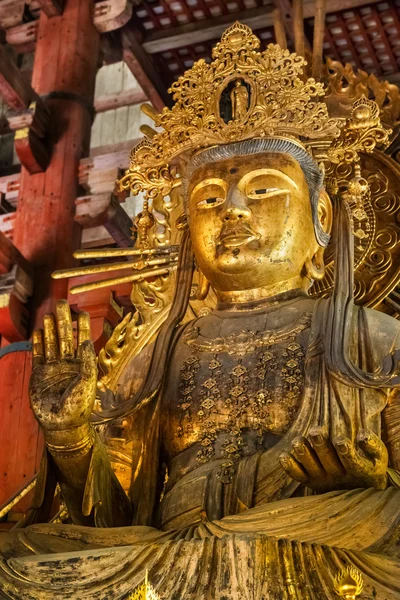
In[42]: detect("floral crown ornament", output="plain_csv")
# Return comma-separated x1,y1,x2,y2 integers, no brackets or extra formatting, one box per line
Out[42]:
117,22,390,205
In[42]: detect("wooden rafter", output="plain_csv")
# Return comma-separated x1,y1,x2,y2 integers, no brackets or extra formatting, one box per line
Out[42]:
0,44,35,111
141,0,382,54
121,26,170,111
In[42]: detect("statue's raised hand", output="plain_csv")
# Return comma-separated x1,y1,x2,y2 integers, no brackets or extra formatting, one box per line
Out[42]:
30,300,97,433
279,427,388,493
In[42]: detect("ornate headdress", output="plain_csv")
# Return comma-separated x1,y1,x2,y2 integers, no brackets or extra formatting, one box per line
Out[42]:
117,22,389,205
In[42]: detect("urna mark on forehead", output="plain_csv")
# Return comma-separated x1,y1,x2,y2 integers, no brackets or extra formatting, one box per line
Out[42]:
182,137,330,248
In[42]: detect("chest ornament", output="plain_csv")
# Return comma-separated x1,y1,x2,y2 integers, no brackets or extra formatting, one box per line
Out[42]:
177,313,311,484
182,312,312,357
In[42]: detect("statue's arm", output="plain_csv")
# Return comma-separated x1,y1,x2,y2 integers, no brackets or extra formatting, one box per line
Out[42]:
279,308,400,493
29,300,132,527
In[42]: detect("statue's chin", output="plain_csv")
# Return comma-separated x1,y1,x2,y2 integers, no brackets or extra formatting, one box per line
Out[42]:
214,251,255,275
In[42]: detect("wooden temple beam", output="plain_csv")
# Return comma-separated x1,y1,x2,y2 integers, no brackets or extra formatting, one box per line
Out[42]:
121,26,170,111
312,0,327,79
94,87,147,113
0,42,52,174
0,229,31,276
0,230,33,342
141,0,382,54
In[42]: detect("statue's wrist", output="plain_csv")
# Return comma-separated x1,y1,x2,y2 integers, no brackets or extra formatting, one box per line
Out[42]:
45,423,95,460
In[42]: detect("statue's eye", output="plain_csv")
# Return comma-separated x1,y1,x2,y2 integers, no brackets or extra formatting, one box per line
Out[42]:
197,196,224,208
247,187,289,200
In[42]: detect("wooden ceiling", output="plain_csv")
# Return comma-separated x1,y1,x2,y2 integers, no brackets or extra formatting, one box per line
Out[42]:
2,1,400,108
127,0,400,88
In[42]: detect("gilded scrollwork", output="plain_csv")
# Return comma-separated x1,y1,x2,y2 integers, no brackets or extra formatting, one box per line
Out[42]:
311,151,400,307
328,96,391,165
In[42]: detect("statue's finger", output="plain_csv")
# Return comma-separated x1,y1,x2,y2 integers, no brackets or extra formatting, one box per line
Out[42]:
334,436,369,478
43,313,58,362
279,452,309,484
357,430,388,463
308,427,345,479
78,340,97,381
77,312,91,348
56,299,75,359
292,436,325,479
32,329,45,369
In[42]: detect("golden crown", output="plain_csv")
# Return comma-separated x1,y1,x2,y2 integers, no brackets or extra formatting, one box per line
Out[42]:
117,22,391,201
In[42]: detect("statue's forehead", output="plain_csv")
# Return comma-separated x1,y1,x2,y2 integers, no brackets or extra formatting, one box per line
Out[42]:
187,151,304,184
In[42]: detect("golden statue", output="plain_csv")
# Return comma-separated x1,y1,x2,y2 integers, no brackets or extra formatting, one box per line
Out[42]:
230,79,249,121
1,23,400,600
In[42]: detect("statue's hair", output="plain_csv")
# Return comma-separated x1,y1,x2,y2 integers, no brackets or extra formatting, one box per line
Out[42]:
182,137,330,247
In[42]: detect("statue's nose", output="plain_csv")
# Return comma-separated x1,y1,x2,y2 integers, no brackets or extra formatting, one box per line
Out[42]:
221,186,252,222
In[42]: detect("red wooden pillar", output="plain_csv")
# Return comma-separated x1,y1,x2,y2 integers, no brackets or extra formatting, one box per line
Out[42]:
0,0,100,508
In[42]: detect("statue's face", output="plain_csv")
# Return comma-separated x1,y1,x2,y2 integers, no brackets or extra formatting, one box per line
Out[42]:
188,152,324,294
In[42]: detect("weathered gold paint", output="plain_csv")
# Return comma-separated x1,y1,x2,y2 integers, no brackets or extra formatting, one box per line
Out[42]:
1,22,400,600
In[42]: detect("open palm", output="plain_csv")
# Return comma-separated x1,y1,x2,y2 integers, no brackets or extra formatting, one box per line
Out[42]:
30,300,97,432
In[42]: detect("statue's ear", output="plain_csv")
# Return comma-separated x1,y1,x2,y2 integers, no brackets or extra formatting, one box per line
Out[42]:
317,190,333,237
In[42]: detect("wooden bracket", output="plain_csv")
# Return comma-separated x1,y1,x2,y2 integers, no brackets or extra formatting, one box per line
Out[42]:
0,265,33,342
93,0,132,33
8,98,52,174
75,192,134,248
6,21,39,54
0,232,33,342
36,0,64,17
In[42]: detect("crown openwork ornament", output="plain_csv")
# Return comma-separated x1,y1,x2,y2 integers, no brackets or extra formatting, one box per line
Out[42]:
117,22,390,202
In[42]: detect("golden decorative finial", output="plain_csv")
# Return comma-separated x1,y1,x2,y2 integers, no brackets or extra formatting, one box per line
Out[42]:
128,571,161,600
334,566,364,600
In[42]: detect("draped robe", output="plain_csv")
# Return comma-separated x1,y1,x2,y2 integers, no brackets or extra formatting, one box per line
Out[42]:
1,297,400,600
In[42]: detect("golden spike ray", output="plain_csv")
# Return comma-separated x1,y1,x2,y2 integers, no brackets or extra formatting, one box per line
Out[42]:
140,103,158,122
69,264,178,295
140,124,157,139
72,246,179,260
52,255,178,280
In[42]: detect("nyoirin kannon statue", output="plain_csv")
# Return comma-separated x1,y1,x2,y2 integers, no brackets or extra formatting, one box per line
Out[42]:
1,22,400,600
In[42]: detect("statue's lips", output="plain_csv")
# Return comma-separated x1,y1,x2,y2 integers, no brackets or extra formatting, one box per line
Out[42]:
218,225,259,248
